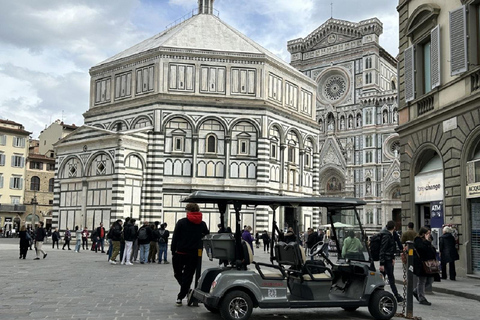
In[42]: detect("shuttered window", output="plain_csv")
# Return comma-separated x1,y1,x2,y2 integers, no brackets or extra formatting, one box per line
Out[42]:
136,65,154,94
450,6,468,76
114,72,132,100
404,46,415,102
231,68,256,95
200,66,226,94
0,153,4,166
168,64,195,92
431,25,441,89
94,78,111,104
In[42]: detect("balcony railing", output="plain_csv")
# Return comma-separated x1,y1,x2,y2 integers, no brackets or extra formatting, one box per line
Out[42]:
417,94,435,116
0,204,26,213
471,69,480,93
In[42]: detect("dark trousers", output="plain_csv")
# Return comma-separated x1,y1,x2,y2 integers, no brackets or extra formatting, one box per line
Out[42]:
52,239,59,249
383,259,400,297
263,241,270,252
63,239,70,249
441,260,456,280
82,238,88,250
172,253,198,300
20,245,28,259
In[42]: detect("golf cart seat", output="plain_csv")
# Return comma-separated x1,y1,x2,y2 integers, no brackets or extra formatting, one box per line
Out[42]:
275,242,331,281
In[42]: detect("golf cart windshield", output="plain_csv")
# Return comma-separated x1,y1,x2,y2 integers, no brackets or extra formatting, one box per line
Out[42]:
325,208,370,262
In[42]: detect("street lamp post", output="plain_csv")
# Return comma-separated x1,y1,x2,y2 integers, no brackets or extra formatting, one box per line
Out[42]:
31,193,38,230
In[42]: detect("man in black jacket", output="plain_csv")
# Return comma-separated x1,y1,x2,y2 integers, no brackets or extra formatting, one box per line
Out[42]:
379,220,403,302
33,221,47,260
108,220,123,265
171,203,209,306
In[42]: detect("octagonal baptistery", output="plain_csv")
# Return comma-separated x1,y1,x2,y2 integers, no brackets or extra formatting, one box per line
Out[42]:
52,0,320,233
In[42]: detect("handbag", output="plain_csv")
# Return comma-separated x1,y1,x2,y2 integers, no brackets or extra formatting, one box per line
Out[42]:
415,249,439,274
422,259,440,274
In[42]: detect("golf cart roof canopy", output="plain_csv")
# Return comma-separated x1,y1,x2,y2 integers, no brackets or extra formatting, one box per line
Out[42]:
182,191,366,209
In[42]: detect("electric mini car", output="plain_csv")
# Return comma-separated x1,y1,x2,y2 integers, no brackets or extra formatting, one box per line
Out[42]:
182,191,397,320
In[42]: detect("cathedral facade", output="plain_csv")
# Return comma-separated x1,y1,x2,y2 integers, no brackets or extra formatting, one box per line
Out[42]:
288,18,401,231
52,1,319,233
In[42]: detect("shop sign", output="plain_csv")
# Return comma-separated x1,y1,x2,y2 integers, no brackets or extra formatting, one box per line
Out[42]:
466,181,480,199
430,201,444,228
415,171,443,203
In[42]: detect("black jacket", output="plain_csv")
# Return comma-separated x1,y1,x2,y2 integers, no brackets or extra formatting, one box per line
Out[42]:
439,233,459,263
109,223,123,241
35,227,46,241
158,228,169,245
306,232,317,249
379,229,396,266
413,236,437,277
137,225,152,245
123,222,136,242
171,217,209,255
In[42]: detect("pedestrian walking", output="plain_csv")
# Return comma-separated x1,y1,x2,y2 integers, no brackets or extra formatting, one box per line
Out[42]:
171,203,209,306
439,226,459,281
81,227,89,250
108,220,123,264
96,222,106,253
34,221,48,260
138,221,152,264
51,228,60,249
121,218,135,266
19,225,30,259
379,220,403,302
305,228,317,260
261,230,270,253
413,227,438,305
74,226,82,253
62,228,71,250
401,222,416,244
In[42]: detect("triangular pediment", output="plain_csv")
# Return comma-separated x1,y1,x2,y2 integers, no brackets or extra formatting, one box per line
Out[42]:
384,158,401,187
319,137,346,169
310,33,361,51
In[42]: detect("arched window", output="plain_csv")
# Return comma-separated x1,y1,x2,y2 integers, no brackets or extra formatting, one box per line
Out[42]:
206,135,217,153
391,80,396,91
31,176,40,191
48,178,54,192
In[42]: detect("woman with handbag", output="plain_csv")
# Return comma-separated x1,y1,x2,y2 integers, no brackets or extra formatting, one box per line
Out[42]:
413,227,439,306
19,225,30,259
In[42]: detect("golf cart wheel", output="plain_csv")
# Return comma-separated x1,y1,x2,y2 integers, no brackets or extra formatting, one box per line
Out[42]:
342,306,358,312
220,290,253,320
204,304,220,313
368,290,397,320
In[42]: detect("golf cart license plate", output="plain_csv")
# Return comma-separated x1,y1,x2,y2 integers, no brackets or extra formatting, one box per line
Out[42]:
268,289,277,298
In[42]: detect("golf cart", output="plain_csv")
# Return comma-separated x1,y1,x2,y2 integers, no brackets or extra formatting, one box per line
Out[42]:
183,191,397,320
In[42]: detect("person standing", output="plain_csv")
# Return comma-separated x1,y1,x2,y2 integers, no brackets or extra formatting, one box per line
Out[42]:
284,226,296,243
63,228,71,250
171,203,209,306
379,220,403,302
306,228,318,260
74,226,82,253
108,220,123,264
121,218,135,266
81,227,89,250
401,222,417,244
19,225,30,259
130,219,139,263
342,230,364,260
96,222,106,253
138,221,152,264
148,224,159,263
439,226,459,281
413,227,437,305
51,228,60,249
242,226,255,254
158,223,170,264
34,221,48,260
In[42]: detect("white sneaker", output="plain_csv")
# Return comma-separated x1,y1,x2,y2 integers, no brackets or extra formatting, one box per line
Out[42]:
109,260,117,265
121,261,125,265
126,262,133,266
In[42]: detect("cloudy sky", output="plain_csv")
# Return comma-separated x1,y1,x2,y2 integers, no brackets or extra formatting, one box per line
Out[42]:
0,0,399,139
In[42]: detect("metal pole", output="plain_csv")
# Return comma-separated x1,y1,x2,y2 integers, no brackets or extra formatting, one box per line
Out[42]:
406,241,414,318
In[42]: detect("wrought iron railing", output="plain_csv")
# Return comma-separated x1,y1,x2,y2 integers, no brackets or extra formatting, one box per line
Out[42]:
0,204,26,213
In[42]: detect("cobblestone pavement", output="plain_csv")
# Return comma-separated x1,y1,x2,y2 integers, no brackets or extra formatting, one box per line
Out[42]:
1,238,479,320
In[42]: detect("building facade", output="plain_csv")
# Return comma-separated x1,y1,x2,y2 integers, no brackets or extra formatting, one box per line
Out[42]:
288,18,401,232
52,0,319,234
397,0,480,277
0,119,30,235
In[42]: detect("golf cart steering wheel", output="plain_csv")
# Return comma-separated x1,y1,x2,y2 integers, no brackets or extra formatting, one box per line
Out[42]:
309,241,327,257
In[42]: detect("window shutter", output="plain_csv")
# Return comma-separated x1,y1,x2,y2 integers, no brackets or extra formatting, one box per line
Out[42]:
20,157,25,168
0,154,4,166
404,45,415,102
0,175,3,188
10,177,14,189
431,25,441,89
450,6,467,76
19,178,23,190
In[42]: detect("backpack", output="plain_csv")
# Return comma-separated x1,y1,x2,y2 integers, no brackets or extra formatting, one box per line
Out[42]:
138,227,148,240
158,230,166,244
369,233,383,261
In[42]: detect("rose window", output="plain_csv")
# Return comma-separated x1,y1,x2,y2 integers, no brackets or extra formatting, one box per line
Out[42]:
323,75,347,101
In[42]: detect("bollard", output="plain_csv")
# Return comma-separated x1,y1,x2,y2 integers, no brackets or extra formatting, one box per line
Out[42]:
406,241,414,318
